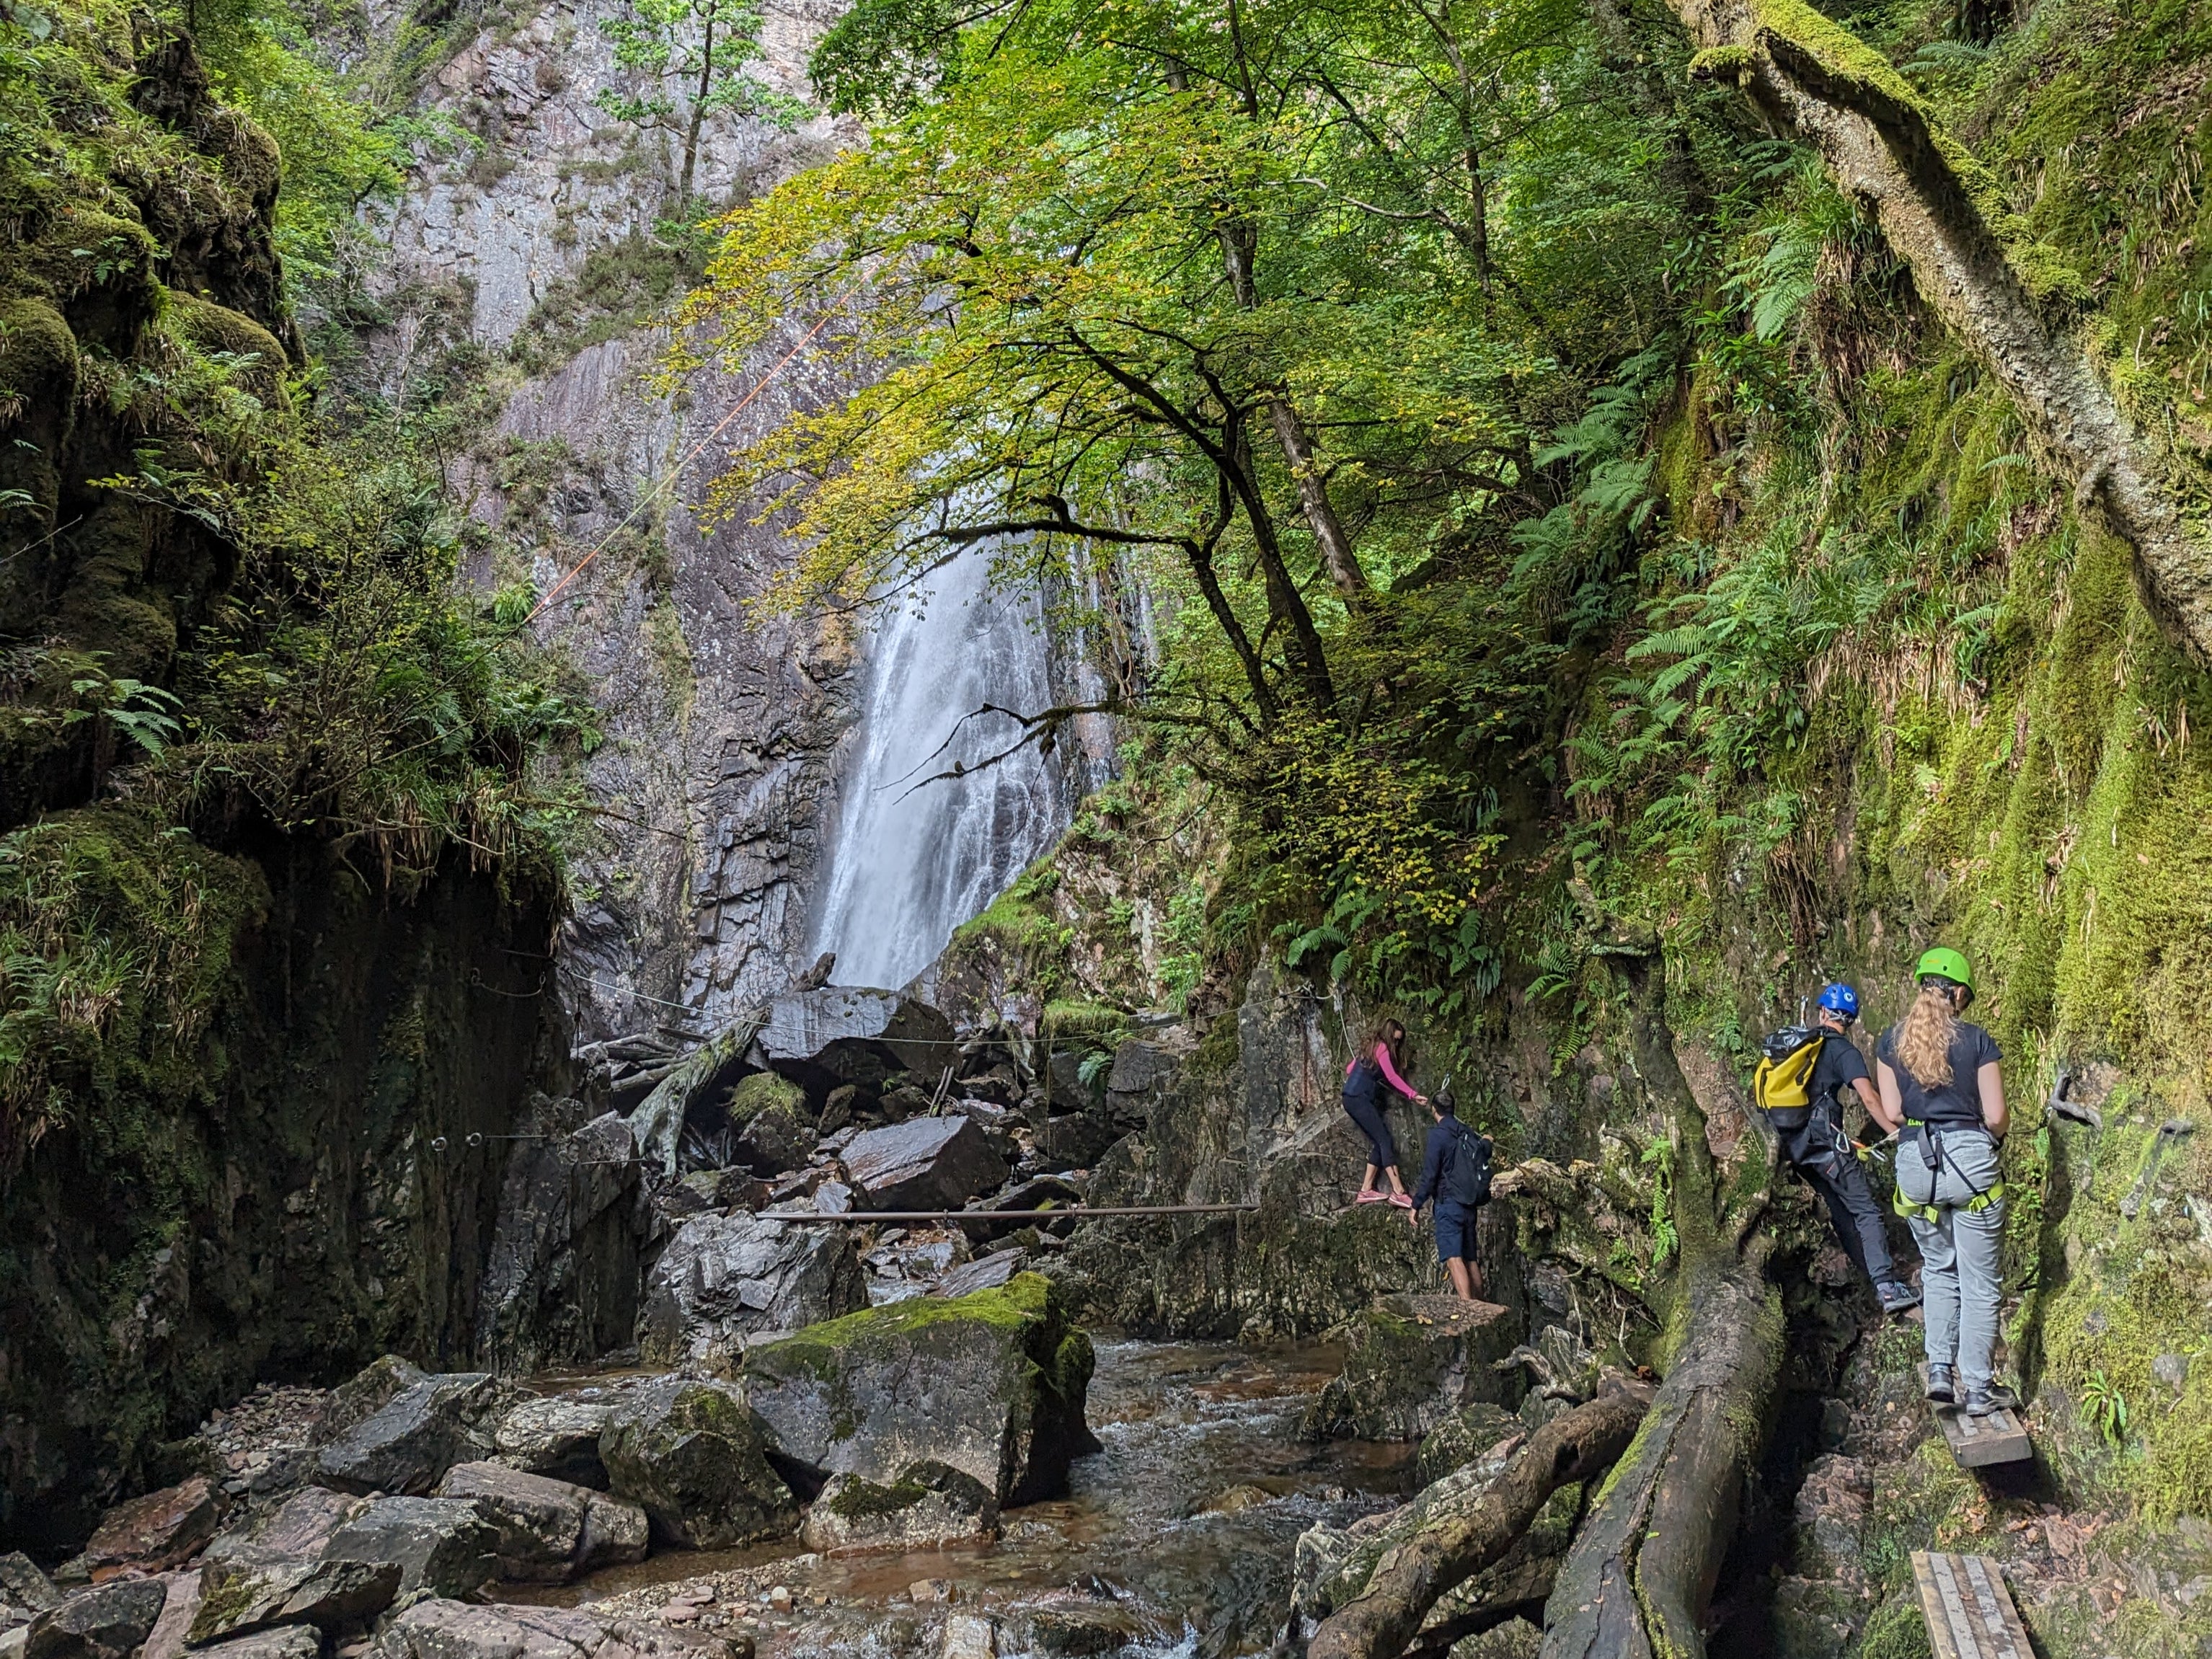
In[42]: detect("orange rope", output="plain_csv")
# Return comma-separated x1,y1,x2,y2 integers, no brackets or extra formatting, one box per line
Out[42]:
524,300,848,627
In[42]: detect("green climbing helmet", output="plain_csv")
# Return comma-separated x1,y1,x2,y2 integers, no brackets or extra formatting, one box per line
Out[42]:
1915,946,1974,995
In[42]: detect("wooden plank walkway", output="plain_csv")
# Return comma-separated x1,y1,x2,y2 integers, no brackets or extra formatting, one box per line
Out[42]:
1913,1552,2035,1659
1918,1366,2034,1468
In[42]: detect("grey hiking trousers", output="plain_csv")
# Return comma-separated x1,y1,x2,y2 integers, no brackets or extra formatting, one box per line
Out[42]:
1895,1126,2004,1392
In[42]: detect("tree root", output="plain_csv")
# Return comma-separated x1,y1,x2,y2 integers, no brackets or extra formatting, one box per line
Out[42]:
1306,1389,1650,1659
1668,0,2212,661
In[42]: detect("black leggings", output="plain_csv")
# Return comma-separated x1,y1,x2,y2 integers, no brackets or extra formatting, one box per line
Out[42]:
1343,1095,1399,1171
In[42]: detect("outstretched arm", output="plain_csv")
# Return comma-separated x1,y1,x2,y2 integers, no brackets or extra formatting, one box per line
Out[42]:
1374,1043,1425,1102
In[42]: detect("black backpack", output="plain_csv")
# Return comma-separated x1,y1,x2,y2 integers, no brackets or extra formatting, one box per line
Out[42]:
1442,1118,1493,1206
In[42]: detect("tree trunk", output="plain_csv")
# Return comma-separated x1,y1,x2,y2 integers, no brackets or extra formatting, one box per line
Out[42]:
1535,921,1784,1659
1307,1390,1650,1659
679,4,715,205
1536,1260,1782,1659
1266,398,1369,600
1664,0,2212,661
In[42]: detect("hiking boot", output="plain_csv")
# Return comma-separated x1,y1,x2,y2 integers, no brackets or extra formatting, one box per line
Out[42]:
1877,1280,1923,1315
1926,1363,1957,1404
1963,1386,2007,1418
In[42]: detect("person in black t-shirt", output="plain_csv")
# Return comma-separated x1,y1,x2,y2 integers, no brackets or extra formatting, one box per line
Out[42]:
1877,947,2009,1416
1784,983,1921,1315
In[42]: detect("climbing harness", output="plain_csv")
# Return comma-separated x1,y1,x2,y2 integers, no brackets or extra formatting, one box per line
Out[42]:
1891,1120,2006,1222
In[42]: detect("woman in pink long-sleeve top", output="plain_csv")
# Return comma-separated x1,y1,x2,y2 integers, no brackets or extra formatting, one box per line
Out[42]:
1343,1019,1424,1208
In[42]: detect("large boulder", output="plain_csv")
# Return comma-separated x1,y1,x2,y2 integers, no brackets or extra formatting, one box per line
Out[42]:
1300,1295,1520,1441
723,1074,815,1177
315,1373,502,1496
841,1118,1008,1213
797,1463,998,1555
187,1558,399,1644
203,1491,367,1568
637,1213,867,1368
22,1581,169,1659
371,1599,743,1659
79,1478,219,1580
756,990,956,1098
490,1399,615,1489
597,1379,797,1549
432,1465,646,1583
319,1499,499,1601
477,1105,648,1373
189,1629,322,1659
0,1554,61,1620
742,1272,1097,1506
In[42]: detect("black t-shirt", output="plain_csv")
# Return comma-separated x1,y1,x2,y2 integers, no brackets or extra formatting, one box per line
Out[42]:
1875,1021,2002,1127
1808,1035,1870,1112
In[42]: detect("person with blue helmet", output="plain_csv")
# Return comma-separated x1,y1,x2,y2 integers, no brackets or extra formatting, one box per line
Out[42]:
1782,981,1921,1315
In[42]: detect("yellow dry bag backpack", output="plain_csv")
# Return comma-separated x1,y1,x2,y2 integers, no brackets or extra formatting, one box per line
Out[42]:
1752,1026,1823,1114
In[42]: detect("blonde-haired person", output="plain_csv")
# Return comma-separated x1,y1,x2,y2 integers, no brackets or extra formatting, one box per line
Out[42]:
1877,948,2009,1416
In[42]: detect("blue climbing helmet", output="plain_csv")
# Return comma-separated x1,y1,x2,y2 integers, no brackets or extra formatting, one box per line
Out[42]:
1816,982,1860,1021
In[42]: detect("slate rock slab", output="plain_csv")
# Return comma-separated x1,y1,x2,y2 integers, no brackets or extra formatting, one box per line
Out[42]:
23,1580,169,1659
320,1498,499,1601
203,1492,368,1569
797,1462,999,1554
638,1213,867,1368
1300,1294,1520,1442
317,1375,500,1496
490,1399,615,1489
187,1558,398,1644
842,1118,1008,1213
190,1627,322,1659
598,1379,796,1549
81,1478,220,1580
371,1598,746,1659
743,1271,1097,1506
433,1464,646,1583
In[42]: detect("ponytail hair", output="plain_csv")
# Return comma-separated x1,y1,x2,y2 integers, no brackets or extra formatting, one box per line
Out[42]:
1895,981,1960,1087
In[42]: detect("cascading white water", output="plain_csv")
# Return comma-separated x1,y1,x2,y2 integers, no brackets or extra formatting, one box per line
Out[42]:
809,548,1072,991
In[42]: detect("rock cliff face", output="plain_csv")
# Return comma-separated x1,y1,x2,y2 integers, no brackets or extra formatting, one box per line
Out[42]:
358,0,864,1041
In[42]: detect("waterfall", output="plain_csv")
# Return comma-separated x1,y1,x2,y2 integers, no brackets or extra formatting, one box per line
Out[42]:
810,548,1074,991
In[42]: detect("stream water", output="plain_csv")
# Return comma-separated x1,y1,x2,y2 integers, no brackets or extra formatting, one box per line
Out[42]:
808,548,1074,993
528,1340,1411,1658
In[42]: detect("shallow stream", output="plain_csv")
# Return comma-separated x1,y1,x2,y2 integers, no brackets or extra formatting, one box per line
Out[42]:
523,1340,1411,1658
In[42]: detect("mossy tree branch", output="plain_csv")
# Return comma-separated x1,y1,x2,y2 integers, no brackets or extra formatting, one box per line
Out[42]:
1664,0,2212,661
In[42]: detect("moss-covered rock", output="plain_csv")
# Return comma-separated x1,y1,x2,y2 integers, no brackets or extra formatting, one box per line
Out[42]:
1301,1294,1523,1442
742,1271,1098,1506
597,1377,796,1549
797,1460,999,1554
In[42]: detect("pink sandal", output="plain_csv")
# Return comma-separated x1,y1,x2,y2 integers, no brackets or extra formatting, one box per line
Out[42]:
1355,1189,1388,1205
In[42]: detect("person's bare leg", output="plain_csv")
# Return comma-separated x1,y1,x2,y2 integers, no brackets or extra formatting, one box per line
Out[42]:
1444,1257,1475,1300
1386,1165,1409,1195
1360,1162,1381,1194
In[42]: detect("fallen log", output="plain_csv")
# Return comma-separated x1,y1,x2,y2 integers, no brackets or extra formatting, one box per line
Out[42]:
1305,1389,1649,1659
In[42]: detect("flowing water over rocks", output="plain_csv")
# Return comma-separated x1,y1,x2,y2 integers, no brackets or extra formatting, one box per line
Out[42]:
809,551,1075,994
512,1341,1410,1659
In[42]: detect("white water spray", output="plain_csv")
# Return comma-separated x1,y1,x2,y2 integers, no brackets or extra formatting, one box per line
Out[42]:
810,549,1071,990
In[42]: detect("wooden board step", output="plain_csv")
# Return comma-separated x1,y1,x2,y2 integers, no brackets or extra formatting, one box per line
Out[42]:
1917,1366,2035,1468
1913,1552,2035,1659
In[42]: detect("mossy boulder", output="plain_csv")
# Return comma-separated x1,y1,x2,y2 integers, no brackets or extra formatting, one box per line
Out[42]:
1301,1294,1521,1442
797,1461,999,1554
742,1271,1099,1506
726,1071,814,1174
596,1376,796,1549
